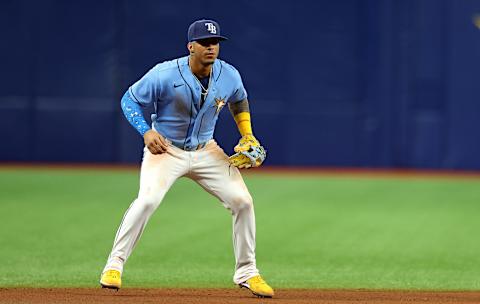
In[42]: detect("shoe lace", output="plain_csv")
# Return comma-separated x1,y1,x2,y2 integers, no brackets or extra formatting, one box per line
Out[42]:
250,276,266,285
106,270,119,278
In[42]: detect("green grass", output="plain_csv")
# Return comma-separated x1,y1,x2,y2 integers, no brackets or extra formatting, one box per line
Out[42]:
1,168,480,290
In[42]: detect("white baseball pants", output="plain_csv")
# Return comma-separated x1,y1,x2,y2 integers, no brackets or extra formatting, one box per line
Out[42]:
103,140,259,284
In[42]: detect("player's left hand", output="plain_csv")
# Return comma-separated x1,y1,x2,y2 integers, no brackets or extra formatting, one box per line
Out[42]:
234,134,260,153
229,135,266,169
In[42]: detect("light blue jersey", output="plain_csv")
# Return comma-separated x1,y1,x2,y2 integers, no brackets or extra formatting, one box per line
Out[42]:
124,55,247,150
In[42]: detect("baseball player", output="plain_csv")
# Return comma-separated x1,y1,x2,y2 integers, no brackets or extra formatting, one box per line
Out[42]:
99,19,273,298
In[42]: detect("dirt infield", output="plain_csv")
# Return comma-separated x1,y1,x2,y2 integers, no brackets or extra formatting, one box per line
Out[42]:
1,288,480,304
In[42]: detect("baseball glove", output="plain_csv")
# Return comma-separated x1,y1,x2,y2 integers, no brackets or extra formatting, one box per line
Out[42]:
229,135,267,168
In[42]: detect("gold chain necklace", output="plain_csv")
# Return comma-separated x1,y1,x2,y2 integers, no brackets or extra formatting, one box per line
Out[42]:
192,67,213,97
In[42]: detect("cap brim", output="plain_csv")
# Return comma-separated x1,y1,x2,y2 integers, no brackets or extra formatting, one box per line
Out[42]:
191,35,228,42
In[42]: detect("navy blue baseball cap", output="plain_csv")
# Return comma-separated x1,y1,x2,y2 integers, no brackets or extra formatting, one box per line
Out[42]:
188,19,228,42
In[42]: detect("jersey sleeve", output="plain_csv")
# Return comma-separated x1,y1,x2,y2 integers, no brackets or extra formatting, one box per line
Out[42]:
129,64,162,106
228,69,248,103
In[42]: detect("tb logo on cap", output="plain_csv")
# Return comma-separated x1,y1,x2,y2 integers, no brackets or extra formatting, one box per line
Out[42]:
205,22,217,34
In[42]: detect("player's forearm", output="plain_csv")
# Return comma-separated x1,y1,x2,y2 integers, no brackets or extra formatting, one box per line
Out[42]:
121,91,151,136
229,99,252,136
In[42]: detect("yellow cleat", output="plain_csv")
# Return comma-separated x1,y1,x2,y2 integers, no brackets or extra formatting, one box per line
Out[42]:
100,269,122,290
239,275,274,298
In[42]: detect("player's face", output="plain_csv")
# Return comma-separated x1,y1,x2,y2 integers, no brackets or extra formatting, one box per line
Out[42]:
190,38,220,65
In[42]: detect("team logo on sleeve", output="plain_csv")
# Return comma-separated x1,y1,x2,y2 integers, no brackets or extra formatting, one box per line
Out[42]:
205,23,217,34
214,97,226,114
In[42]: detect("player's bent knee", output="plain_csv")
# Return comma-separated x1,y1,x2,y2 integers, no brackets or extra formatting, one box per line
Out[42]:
136,195,163,212
229,193,253,213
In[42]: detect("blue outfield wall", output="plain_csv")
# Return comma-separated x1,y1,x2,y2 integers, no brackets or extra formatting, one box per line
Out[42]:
1,0,480,169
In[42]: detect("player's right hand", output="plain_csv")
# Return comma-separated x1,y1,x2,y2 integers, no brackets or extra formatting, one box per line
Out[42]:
144,129,169,154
